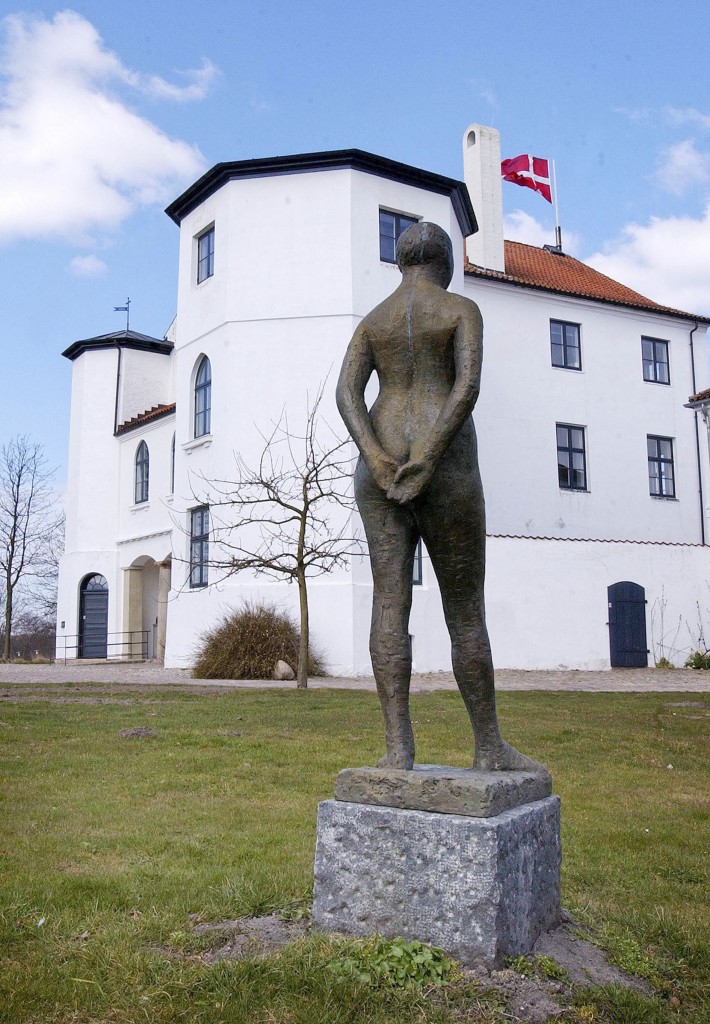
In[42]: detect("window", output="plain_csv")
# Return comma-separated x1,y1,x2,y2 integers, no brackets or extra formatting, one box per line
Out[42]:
197,226,214,283
413,539,423,585
194,356,211,438
190,506,209,587
379,209,418,263
556,424,587,490
550,320,581,370
134,440,149,504
647,435,675,497
642,337,670,384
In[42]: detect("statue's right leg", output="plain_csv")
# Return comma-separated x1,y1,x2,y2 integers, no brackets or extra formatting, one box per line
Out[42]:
355,460,419,769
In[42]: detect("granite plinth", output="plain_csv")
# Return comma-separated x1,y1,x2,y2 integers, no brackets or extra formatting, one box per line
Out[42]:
335,764,552,817
312,795,561,969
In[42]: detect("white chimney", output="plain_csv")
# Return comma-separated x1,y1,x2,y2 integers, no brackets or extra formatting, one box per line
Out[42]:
462,124,505,272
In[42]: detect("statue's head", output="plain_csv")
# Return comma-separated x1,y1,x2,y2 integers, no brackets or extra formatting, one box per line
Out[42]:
396,222,454,287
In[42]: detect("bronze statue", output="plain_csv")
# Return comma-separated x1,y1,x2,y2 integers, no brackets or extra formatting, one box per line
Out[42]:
337,222,537,772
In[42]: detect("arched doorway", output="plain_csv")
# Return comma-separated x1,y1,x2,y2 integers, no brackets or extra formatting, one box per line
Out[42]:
607,581,648,668
79,574,109,658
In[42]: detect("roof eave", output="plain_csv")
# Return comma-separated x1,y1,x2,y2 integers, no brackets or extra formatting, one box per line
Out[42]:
165,149,478,238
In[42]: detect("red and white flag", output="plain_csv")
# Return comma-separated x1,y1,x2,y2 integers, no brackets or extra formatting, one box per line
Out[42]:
501,155,552,203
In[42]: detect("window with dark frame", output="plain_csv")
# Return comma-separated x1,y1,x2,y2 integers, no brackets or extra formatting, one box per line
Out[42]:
194,356,211,438
647,435,675,497
134,440,149,504
642,337,670,384
556,423,587,490
379,209,418,263
550,320,581,370
189,506,209,587
413,539,423,585
197,226,215,284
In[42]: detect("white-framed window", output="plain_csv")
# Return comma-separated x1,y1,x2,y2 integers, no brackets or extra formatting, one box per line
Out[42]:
194,356,211,438
134,440,149,504
189,506,209,588
557,423,587,491
550,320,581,370
197,226,215,284
642,337,670,385
379,209,418,264
648,435,675,497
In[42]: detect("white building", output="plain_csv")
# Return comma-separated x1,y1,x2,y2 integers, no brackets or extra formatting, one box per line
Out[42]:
57,125,710,672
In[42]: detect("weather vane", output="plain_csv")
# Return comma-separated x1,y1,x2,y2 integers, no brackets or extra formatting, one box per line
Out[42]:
114,297,131,332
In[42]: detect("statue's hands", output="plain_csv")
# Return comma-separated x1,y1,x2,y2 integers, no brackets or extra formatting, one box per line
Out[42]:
370,452,399,493
387,458,435,504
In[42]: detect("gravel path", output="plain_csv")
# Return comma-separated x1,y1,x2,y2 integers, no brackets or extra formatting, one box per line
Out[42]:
1,662,708,692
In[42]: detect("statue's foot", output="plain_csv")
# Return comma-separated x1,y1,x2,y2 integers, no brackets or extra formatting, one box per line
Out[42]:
474,739,548,774
377,749,415,770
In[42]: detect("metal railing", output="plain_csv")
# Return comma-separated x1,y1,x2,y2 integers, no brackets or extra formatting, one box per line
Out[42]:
56,630,150,664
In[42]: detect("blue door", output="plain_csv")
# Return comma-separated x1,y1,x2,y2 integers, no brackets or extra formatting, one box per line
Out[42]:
79,575,108,658
608,581,648,668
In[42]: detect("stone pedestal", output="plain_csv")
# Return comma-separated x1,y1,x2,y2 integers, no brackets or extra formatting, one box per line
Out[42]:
312,766,561,969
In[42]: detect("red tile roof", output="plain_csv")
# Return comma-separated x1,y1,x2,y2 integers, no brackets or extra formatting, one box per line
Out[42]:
688,387,710,403
465,241,709,323
116,403,176,435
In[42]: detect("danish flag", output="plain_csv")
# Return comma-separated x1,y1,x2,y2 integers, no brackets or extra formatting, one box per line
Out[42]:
501,155,552,203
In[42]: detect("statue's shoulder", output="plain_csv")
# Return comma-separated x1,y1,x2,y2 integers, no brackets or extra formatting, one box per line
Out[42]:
447,289,482,321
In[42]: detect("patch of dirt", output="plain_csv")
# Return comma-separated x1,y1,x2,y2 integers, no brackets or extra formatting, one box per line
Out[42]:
118,726,158,739
534,922,650,992
167,913,653,1023
191,913,311,963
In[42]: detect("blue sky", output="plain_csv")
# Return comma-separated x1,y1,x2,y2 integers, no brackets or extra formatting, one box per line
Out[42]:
2,0,710,487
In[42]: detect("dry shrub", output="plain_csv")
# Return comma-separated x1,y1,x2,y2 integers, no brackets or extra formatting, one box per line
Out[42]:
193,601,325,680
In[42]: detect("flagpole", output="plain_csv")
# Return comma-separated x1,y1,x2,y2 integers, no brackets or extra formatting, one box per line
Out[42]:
552,160,562,250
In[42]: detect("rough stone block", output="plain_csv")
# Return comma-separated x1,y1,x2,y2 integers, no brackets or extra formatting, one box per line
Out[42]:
335,764,552,817
313,796,561,968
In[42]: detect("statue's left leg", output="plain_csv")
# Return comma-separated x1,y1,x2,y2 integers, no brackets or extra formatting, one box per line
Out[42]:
355,459,419,769
418,457,542,771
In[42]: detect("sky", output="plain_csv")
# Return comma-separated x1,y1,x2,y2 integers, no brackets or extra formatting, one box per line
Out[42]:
2,0,710,489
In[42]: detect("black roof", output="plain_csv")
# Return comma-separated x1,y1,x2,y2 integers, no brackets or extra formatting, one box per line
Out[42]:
165,148,478,238
62,329,173,362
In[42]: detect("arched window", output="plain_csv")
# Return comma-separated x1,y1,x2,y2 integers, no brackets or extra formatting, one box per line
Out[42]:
135,441,149,503
170,433,175,494
194,356,212,438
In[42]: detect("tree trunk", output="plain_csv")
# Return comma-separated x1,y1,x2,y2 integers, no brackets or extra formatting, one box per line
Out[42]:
3,575,12,661
296,566,309,689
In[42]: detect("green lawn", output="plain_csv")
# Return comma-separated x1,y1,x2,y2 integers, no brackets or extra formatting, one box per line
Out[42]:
0,685,708,1023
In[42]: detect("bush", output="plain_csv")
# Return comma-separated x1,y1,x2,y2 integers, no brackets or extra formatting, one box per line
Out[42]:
193,601,325,680
684,649,710,670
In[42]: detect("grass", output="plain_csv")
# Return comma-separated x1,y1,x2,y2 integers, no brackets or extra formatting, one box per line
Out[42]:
0,685,708,1023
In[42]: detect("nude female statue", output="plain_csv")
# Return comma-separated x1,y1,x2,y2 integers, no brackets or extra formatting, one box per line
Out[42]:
336,221,536,772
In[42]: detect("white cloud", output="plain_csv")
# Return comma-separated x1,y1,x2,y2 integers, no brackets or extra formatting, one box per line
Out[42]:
587,206,710,316
0,11,212,244
144,60,219,102
503,210,580,255
654,139,710,196
68,253,107,277
664,106,710,131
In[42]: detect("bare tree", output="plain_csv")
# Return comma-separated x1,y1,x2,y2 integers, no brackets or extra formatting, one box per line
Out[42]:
0,436,64,660
191,386,358,688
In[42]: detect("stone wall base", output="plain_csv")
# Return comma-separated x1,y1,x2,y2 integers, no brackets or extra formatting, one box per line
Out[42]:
312,795,561,969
